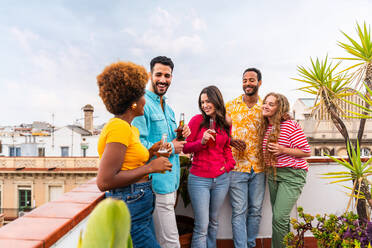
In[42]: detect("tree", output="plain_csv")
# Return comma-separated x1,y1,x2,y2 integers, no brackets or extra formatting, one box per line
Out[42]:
293,22,372,221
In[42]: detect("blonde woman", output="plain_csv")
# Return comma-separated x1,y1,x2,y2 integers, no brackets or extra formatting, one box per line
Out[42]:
261,93,311,248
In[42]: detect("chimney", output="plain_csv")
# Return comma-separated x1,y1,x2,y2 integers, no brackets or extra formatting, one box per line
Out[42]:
82,104,94,134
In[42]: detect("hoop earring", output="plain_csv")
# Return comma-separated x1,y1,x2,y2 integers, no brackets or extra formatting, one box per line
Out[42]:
131,103,137,110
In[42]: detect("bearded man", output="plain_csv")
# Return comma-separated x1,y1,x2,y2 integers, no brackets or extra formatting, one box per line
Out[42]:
225,68,266,248
132,56,190,248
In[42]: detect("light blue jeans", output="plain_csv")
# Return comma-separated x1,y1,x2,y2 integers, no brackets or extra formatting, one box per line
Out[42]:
188,172,230,248
229,170,266,248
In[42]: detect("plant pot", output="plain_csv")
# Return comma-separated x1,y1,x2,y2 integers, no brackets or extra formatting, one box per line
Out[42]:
176,215,194,248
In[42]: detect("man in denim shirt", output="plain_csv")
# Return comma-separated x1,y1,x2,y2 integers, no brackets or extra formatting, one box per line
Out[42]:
132,56,190,248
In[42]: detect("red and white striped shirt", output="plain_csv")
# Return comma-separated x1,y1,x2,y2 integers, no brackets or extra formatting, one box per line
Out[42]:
262,120,311,170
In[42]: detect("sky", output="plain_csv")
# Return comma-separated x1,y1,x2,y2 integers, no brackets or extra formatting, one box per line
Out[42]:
1,0,372,127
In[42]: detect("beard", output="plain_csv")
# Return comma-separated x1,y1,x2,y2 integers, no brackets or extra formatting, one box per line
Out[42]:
243,85,258,96
152,81,169,96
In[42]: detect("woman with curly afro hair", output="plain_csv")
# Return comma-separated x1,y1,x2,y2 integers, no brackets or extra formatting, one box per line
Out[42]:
96,61,172,248
261,92,311,248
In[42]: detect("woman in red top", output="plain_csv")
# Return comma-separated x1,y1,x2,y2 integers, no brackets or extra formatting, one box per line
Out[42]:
261,92,311,248
183,85,235,248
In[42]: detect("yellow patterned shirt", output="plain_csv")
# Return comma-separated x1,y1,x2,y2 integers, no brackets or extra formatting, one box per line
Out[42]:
226,95,263,173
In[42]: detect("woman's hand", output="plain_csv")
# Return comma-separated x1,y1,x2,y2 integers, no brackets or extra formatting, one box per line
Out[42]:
201,129,216,145
267,142,285,156
150,157,173,173
149,141,172,157
182,124,191,138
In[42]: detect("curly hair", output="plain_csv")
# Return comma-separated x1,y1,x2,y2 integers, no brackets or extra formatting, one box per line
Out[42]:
97,61,148,115
259,92,291,168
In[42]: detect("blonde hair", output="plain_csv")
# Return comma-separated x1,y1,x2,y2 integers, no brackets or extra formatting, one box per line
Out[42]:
259,93,291,170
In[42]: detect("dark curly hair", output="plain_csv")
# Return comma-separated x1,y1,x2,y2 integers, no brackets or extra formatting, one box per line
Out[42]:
97,61,148,115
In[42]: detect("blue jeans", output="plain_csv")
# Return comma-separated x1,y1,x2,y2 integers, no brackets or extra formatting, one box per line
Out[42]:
188,172,230,248
105,181,161,248
229,170,266,248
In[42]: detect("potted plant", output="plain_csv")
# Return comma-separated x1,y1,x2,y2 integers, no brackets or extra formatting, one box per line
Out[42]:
284,207,372,248
177,155,194,248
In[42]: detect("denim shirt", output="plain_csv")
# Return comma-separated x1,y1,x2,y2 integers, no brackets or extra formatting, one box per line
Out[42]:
132,90,180,194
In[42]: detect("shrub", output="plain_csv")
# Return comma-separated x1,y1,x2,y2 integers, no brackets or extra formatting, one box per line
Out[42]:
284,207,372,248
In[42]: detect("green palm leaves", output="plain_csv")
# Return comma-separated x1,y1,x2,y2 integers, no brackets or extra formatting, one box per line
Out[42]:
78,198,133,248
337,22,372,78
293,22,372,219
321,141,372,211
338,22,372,119
293,56,351,115
343,83,372,119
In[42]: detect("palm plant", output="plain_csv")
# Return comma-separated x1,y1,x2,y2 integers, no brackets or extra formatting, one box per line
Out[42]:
322,141,372,214
337,22,372,144
293,22,372,221
292,56,352,145
343,82,372,119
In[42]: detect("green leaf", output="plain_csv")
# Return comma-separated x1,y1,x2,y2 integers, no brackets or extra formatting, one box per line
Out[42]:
79,198,132,248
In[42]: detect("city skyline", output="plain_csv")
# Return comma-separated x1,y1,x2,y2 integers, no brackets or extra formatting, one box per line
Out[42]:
1,0,372,126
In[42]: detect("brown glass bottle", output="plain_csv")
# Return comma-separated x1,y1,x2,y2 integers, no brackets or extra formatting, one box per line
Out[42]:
207,118,216,147
176,113,185,141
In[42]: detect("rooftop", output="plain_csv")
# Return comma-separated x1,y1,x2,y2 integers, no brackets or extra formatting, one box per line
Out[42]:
0,157,357,247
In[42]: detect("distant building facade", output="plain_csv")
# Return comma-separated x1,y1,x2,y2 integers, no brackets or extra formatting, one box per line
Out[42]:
0,157,98,223
0,105,101,158
293,93,372,157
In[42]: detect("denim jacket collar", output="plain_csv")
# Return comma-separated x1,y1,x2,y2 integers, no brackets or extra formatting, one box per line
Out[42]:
146,90,167,103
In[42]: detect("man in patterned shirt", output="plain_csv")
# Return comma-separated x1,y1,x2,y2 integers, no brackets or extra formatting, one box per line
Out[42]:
226,68,265,248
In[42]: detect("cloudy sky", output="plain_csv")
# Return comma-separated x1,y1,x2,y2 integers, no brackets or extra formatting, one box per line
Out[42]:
1,0,371,127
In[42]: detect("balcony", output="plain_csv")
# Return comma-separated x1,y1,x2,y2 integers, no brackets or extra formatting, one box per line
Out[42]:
0,158,356,247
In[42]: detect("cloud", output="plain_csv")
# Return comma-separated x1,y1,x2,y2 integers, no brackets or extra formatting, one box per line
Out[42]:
150,7,180,32
122,7,205,55
192,17,207,31
10,27,40,51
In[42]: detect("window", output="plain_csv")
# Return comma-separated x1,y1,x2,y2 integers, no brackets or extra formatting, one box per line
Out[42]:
9,147,21,157
48,186,63,201
361,148,371,157
18,186,32,210
61,146,69,157
38,147,45,157
315,147,334,156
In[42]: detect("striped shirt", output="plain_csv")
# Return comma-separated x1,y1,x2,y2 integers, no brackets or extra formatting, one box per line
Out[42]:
262,120,311,170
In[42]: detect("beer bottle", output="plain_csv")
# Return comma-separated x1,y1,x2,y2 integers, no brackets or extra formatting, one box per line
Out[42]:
207,118,216,147
176,113,185,141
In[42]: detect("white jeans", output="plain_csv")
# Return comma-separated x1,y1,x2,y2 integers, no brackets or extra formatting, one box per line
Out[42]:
153,191,180,248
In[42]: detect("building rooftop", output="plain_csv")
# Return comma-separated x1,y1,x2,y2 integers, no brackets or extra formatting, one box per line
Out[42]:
299,98,315,108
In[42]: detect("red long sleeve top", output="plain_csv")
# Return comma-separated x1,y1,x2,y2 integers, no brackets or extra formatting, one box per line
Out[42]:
183,114,236,178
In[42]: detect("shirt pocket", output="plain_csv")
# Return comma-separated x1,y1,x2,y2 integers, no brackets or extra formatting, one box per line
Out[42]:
150,114,166,134
168,114,177,130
